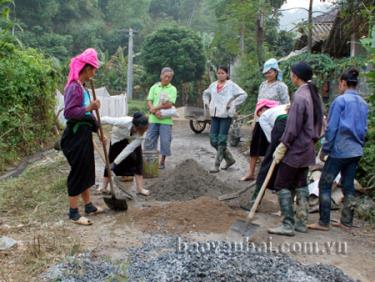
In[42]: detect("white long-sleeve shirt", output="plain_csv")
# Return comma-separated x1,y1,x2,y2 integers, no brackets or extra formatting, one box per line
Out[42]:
101,116,144,165
202,80,247,118
258,105,288,142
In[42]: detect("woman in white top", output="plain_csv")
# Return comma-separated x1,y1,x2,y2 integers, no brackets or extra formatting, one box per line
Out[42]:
203,66,248,173
99,112,150,196
241,58,289,181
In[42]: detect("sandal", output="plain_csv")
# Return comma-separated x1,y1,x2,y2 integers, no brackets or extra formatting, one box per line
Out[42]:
137,188,150,196
72,216,92,225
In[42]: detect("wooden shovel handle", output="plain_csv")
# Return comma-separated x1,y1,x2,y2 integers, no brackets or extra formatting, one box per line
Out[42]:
246,160,277,222
89,79,115,195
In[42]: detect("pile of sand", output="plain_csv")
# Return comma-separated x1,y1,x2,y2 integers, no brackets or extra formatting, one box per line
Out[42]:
146,159,237,201
129,196,244,234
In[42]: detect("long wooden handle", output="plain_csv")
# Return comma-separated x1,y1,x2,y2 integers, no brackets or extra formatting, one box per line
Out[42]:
246,160,277,222
90,79,115,196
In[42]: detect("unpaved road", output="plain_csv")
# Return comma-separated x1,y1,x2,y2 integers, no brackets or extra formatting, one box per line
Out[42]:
2,120,375,281
83,120,375,281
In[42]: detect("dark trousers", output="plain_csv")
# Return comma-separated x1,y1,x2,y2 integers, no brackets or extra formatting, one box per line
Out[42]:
210,117,232,148
318,156,361,226
256,118,286,190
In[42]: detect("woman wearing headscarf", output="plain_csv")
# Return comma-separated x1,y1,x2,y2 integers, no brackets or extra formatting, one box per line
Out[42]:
244,99,289,209
202,66,248,173
241,58,289,181
61,48,103,225
268,62,323,236
99,112,150,196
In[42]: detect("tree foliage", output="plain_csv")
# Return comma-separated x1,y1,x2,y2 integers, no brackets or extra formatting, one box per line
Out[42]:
141,26,205,85
0,37,58,170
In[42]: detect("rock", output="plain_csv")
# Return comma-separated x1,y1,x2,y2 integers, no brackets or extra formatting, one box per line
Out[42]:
355,196,375,221
0,236,17,250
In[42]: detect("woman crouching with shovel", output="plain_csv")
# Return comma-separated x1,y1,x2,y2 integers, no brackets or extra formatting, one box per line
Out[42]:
268,62,323,236
61,48,104,225
99,112,150,196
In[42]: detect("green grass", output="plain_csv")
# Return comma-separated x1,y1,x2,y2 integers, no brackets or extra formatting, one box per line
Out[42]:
0,156,68,223
128,99,148,115
0,154,82,280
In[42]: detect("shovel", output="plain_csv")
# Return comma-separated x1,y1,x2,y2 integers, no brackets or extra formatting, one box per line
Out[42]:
90,79,128,211
230,160,277,237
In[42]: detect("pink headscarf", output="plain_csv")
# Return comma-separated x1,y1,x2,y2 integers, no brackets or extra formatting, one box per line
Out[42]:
256,99,279,116
65,48,100,89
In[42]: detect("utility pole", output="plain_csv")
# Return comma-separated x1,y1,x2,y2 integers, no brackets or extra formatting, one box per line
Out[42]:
307,0,313,52
127,28,134,100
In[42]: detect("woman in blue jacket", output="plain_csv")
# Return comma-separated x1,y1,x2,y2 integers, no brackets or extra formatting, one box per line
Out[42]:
308,68,368,231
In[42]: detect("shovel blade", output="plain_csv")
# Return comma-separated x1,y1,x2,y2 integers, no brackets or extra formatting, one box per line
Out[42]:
230,219,259,237
103,196,128,211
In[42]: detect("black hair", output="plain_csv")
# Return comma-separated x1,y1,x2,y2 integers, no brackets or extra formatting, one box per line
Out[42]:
132,112,148,128
79,64,95,75
291,62,323,126
340,68,359,88
217,65,230,80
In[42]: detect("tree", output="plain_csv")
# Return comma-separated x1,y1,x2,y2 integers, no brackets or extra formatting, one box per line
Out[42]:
141,26,206,104
0,0,13,32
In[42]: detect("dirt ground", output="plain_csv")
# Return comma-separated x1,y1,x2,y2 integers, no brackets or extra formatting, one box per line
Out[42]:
128,196,244,234
1,119,375,281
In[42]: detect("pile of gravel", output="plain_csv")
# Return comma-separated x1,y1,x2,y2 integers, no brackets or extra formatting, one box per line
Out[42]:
147,159,237,201
43,236,354,282
42,254,127,282
127,236,354,282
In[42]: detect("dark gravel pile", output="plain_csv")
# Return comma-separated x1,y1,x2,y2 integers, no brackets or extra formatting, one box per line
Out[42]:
43,236,355,282
126,236,355,282
42,254,127,282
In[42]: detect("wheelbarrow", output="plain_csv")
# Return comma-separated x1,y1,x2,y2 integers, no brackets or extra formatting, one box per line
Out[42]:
184,106,253,147
184,106,211,134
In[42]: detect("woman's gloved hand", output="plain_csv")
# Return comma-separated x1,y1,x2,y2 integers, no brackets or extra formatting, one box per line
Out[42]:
273,143,287,164
319,150,328,162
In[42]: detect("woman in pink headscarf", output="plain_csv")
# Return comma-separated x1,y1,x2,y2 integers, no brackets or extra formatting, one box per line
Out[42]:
61,48,104,225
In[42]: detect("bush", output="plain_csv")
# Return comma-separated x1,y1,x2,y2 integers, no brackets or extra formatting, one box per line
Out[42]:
0,39,58,170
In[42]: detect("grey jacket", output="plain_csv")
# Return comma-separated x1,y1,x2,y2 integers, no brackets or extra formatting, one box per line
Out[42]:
202,80,247,118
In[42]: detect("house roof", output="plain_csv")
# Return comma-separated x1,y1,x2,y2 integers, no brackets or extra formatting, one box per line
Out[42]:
310,7,339,43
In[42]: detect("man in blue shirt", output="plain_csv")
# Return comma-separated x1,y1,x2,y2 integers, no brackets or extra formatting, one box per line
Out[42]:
308,68,368,231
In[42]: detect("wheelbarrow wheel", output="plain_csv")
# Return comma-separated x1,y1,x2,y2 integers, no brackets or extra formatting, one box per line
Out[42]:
189,120,207,134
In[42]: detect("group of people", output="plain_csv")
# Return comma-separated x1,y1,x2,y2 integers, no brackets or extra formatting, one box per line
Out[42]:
202,58,368,236
61,48,178,225
61,48,368,233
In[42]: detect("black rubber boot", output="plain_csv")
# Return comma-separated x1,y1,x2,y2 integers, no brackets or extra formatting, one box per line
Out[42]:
210,146,225,173
222,148,236,170
295,186,309,233
268,189,295,236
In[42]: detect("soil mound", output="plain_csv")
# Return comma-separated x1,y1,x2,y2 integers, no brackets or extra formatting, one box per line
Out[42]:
147,159,237,201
